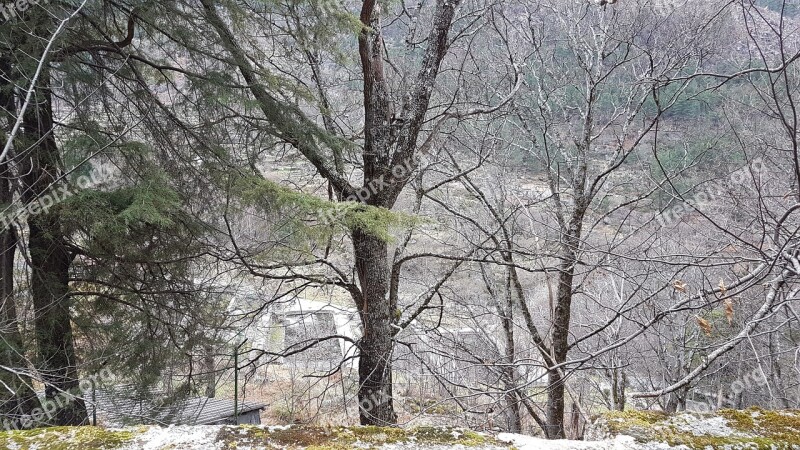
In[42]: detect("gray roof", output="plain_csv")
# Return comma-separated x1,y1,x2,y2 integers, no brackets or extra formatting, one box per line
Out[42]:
89,385,266,426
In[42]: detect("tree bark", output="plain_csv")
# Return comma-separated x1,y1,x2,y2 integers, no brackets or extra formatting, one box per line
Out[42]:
611,368,626,411
546,222,582,439
20,73,87,426
501,272,522,433
0,56,40,428
353,228,397,425
545,268,572,438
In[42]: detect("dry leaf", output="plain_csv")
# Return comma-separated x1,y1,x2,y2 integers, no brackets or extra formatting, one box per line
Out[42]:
719,279,727,295
696,315,712,336
673,280,687,293
724,299,734,326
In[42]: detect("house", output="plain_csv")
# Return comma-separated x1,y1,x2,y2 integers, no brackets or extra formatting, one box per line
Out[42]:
247,297,361,370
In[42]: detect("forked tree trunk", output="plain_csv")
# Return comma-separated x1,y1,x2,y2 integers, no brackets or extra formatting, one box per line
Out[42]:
199,0,460,427
610,367,627,411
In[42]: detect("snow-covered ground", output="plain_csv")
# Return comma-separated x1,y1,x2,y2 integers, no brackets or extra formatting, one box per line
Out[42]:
114,426,659,449
499,434,648,450
3,410,799,449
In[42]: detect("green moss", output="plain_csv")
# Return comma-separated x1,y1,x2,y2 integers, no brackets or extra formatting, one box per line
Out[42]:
601,410,669,436
215,425,505,449
232,174,419,242
720,407,800,447
598,408,800,449
0,426,135,450
719,407,757,430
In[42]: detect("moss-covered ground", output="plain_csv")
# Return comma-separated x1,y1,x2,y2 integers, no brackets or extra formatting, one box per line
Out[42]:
215,425,507,449
597,407,800,449
0,424,509,449
0,426,135,450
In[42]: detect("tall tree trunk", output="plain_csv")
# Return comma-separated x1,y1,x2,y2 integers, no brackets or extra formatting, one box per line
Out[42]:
545,260,575,438
20,73,87,426
546,214,584,439
501,271,521,433
0,56,40,428
0,188,40,428
353,228,397,425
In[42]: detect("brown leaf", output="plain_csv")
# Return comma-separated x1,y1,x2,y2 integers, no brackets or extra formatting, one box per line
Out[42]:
719,279,727,296
724,299,734,326
696,316,712,336
673,280,687,293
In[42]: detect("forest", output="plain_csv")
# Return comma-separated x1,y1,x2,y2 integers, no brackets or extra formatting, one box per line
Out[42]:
1,0,800,444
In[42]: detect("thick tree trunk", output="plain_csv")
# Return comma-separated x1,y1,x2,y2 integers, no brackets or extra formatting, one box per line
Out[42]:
20,75,87,426
353,228,397,425
0,56,40,428
27,215,86,425
545,363,566,438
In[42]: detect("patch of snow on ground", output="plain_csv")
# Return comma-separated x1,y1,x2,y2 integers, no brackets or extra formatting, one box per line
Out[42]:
122,425,223,450
672,415,736,437
497,433,642,450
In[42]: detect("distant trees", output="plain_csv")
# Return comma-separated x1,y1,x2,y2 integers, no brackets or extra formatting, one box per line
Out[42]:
489,0,730,438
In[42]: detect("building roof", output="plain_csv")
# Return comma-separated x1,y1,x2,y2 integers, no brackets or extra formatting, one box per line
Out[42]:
155,397,267,425
89,385,266,426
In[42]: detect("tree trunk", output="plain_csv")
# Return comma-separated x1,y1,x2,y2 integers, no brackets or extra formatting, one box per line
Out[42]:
199,0,460,427
353,228,397,426
0,208,40,427
202,344,216,398
611,368,626,411
0,56,40,428
545,366,566,438
501,273,521,433
20,74,87,426
545,259,576,438
546,213,584,439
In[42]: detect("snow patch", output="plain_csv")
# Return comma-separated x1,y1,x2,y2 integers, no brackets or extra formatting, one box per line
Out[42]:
122,425,223,450
497,433,641,450
672,415,735,437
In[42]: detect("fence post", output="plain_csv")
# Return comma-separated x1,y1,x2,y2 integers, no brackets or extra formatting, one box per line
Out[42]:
234,339,247,423
92,383,97,426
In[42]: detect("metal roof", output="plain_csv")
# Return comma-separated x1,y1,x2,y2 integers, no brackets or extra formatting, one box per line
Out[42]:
89,385,266,426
